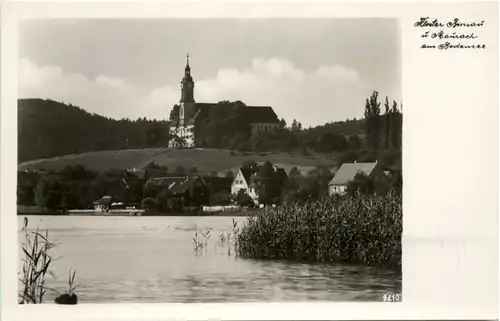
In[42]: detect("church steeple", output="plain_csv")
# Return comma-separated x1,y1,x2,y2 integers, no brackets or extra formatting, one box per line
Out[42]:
180,52,195,103
184,52,191,75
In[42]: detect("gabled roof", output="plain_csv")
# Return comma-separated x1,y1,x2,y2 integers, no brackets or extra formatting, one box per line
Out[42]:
238,167,258,185
244,106,279,123
329,162,378,186
238,166,287,187
146,176,187,188
169,177,201,194
193,103,279,124
146,176,206,195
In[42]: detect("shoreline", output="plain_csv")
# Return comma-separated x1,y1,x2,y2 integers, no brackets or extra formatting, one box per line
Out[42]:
17,211,253,217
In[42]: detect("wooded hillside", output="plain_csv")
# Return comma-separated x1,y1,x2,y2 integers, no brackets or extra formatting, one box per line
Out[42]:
18,99,170,162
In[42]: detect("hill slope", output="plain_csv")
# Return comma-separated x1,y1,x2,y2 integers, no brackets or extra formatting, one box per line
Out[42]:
18,99,370,163
17,98,402,175
17,148,339,174
18,99,170,162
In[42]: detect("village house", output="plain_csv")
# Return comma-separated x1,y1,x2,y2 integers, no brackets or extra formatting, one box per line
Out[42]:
231,165,288,206
169,54,280,148
231,167,259,204
144,175,209,211
328,161,388,196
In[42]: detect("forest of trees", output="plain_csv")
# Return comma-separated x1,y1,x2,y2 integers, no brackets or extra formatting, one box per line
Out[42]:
18,99,172,162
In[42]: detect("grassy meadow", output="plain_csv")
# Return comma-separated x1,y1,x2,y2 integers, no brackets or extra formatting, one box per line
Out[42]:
17,148,338,174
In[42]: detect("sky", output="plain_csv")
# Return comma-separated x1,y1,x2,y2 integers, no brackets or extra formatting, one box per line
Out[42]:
19,18,401,127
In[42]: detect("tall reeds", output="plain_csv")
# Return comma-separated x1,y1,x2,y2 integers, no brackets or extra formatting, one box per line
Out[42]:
19,217,80,304
193,219,240,257
236,192,402,268
192,227,212,255
18,217,56,304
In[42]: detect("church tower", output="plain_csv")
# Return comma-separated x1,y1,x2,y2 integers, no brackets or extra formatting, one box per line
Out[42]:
179,53,195,126
170,53,196,148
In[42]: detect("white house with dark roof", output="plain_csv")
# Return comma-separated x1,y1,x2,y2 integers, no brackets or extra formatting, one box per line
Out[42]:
230,165,288,205
231,168,259,204
328,161,387,196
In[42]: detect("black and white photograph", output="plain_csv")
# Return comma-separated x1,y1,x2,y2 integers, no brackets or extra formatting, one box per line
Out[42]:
15,18,403,304
3,2,498,319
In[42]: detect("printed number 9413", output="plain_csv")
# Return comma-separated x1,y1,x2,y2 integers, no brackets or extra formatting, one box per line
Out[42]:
382,293,402,302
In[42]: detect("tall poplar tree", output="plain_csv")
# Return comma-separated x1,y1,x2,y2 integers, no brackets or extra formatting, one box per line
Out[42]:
391,101,402,149
364,91,382,151
384,96,391,149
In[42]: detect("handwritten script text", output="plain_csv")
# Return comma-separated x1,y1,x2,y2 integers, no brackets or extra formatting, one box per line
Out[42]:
415,17,486,50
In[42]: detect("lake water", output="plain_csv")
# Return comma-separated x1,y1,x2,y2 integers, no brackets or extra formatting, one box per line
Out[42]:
17,215,401,303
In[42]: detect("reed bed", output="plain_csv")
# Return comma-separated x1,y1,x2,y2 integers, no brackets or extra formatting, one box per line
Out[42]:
236,193,402,268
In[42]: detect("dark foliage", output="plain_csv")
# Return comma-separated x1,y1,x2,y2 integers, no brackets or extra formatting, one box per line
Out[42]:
281,166,334,205
253,161,287,205
18,99,171,162
193,101,252,149
233,189,254,207
141,197,158,211
24,165,142,210
364,91,382,150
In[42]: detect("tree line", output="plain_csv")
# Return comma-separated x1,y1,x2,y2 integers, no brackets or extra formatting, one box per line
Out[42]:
18,159,402,213
18,163,197,210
